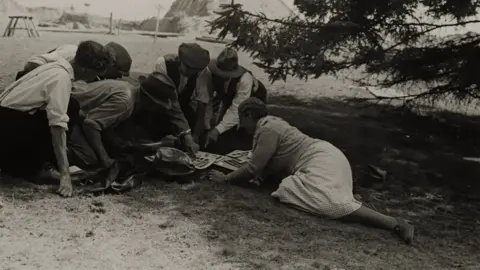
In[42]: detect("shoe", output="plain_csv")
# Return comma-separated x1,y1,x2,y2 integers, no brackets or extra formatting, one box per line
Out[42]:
394,218,414,244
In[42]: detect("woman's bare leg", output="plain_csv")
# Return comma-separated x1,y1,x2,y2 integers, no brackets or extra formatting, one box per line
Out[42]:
340,205,414,244
341,205,397,229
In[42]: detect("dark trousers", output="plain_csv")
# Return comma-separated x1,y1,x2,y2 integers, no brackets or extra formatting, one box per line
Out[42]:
202,127,252,155
201,81,267,155
0,98,80,178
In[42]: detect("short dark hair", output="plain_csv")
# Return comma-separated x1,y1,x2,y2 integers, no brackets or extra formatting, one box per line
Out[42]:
239,97,268,120
105,42,132,76
74,40,109,72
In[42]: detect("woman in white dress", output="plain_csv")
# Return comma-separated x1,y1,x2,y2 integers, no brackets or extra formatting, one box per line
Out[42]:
208,97,414,244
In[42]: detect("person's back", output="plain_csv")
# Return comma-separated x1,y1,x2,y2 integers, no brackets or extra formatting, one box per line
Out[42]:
26,44,78,69
255,116,317,157
1,59,73,121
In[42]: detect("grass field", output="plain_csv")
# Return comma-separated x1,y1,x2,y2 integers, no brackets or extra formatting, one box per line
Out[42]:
0,32,479,270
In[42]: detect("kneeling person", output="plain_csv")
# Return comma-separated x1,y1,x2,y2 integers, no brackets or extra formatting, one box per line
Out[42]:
205,47,267,154
107,72,203,157
153,43,212,153
66,43,134,179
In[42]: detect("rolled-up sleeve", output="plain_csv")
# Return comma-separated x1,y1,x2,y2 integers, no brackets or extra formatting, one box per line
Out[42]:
154,57,168,74
194,67,213,104
215,73,253,134
167,97,191,135
45,72,73,130
246,128,280,177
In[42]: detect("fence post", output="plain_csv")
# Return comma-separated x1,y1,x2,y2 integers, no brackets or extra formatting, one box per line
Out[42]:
108,12,113,34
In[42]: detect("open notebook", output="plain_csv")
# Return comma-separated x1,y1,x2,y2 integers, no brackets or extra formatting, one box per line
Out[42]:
145,151,224,170
213,150,252,171
144,149,252,171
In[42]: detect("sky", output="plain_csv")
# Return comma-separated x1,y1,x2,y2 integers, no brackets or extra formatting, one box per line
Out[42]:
16,0,295,21
16,0,176,21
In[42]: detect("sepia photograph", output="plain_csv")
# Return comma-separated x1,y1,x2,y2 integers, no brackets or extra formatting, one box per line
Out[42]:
0,0,479,269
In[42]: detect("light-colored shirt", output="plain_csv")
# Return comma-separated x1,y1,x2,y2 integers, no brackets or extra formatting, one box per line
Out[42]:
26,44,77,66
214,72,255,134
0,58,74,130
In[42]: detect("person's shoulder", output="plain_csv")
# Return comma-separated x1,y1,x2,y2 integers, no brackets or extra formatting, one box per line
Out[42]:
260,116,290,132
238,71,254,84
55,44,77,57
42,63,71,77
255,116,280,132
56,44,78,51
35,63,73,87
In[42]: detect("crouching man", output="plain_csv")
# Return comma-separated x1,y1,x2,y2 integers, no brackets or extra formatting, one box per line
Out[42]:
105,71,203,160
152,43,213,154
204,47,267,154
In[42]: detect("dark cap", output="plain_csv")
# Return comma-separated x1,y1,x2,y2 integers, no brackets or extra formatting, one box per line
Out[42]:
178,43,210,70
105,42,132,76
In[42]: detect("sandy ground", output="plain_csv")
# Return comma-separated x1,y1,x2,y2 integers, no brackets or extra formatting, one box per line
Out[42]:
0,32,480,270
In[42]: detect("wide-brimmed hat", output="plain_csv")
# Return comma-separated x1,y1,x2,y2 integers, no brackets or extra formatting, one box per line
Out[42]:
153,147,195,176
178,43,210,70
140,72,176,107
105,42,132,76
209,47,247,79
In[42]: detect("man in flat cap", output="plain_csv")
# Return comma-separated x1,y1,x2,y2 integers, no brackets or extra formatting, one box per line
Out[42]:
152,43,213,155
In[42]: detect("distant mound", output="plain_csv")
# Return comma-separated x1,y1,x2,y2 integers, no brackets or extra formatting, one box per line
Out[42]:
55,12,91,26
26,6,62,22
139,0,294,35
53,11,139,30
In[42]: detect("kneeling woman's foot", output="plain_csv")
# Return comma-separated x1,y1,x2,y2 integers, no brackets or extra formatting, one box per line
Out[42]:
394,218,414,244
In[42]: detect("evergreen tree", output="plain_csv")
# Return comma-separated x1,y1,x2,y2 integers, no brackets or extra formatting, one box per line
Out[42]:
209,0,480,104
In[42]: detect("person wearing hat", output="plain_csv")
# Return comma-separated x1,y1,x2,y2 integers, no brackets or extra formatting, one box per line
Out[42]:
152,43,213,154
204,47,267,154
98,72,202,159
0,40,110,197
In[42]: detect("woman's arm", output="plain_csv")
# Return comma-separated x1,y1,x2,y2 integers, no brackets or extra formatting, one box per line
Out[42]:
225,128,280,185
